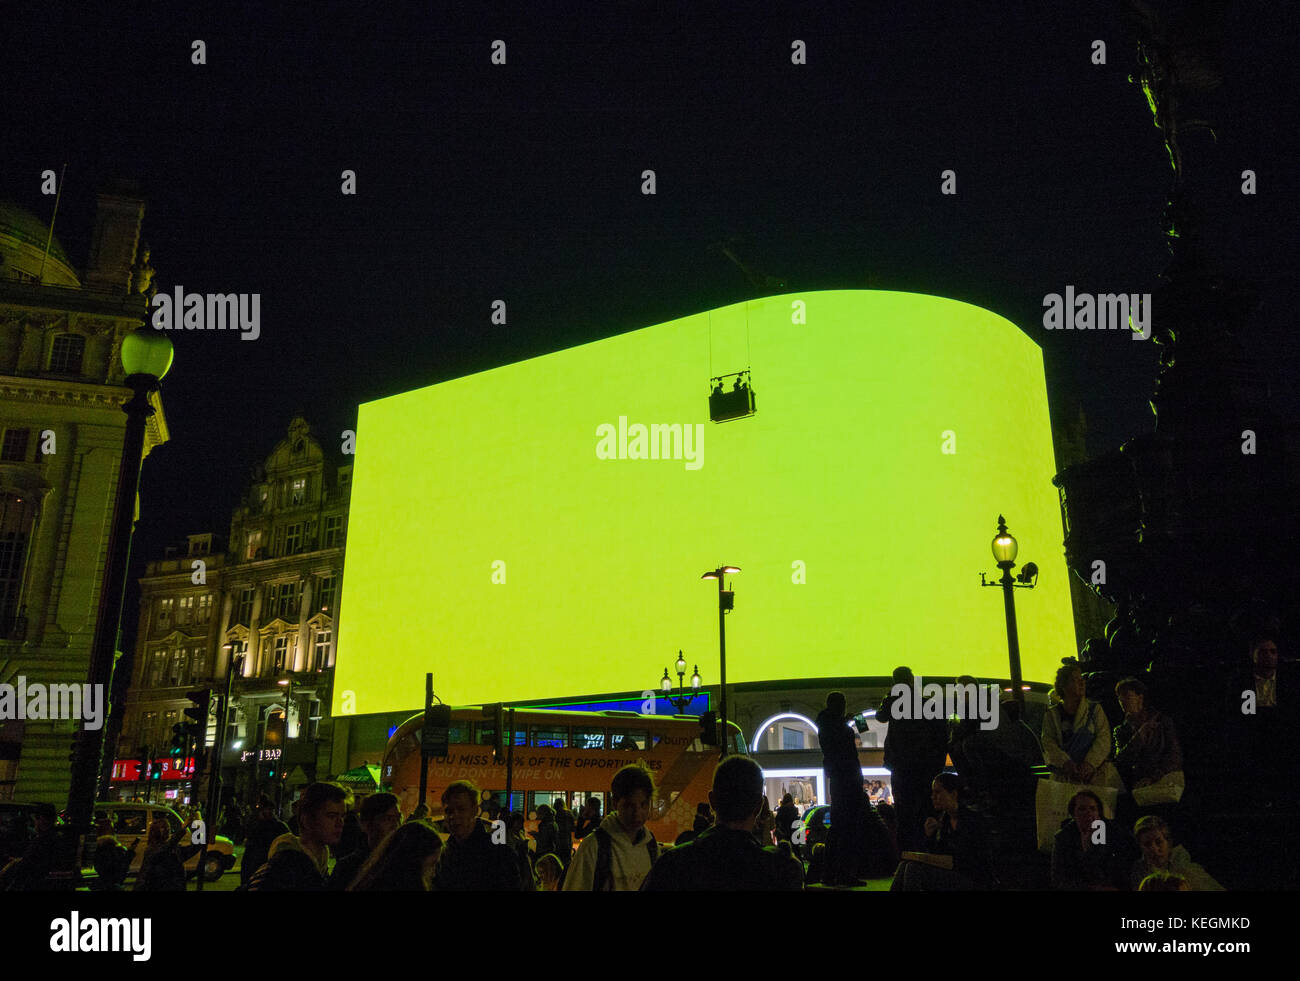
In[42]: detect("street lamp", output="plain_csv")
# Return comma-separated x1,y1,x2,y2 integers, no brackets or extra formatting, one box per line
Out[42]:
65,324,173,880
275,675,294,811
980,515,1038,708
659,653,702,714
701,565,740,758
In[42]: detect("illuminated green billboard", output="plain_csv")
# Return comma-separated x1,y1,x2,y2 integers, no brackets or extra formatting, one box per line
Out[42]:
334,290,1074,715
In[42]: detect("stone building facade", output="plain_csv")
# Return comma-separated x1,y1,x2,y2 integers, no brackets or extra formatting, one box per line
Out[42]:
120,417,349,806
0,186,169,803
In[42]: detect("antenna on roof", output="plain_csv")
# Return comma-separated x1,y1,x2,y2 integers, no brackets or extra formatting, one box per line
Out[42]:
37,163,68,286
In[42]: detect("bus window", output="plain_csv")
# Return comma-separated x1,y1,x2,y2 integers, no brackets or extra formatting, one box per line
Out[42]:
448,724,469,744
573,728,605,750
530,725,569,748
613,730,649,750
474,724,495,746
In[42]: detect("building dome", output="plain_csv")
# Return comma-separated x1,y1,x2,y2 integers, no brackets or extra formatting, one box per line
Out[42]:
0,201,81,287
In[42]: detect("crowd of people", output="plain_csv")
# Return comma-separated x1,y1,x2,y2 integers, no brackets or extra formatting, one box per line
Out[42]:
2,636,1281,891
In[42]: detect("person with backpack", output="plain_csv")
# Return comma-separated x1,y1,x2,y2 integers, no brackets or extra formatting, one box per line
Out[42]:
563,764,659,891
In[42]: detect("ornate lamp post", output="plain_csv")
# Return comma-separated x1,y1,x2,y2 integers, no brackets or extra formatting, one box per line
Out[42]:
65,326,173,877
981,516,1037,708
659,652,702,714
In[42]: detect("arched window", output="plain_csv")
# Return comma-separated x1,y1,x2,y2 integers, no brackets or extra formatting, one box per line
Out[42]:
49,333,86,375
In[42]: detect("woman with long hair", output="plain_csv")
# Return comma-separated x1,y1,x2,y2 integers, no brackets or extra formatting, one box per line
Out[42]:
348,820,443,891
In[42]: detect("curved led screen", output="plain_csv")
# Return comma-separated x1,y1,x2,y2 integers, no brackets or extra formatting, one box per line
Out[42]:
334,290,1074,715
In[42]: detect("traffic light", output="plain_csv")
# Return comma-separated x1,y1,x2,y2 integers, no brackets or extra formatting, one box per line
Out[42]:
136,746,151,781
423,703,450,758
699,711,719,746
170,722,188,758
184,688,212,744
484,703,505,763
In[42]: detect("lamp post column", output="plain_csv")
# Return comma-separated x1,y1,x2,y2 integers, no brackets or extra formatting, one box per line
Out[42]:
66,374,157,875
717,574,728,759
1000,561,1025,708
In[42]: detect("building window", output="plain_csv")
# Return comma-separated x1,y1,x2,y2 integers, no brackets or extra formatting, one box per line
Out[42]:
273,635,289,673
0,429,29,463
235,587,254,625
284,523,303,555
246,529,262,560
196,593,212,624
290,478,306,506
317,575,336,614
142,712,158,748
49,334,86,375
177,595,194,625
190,646,207,681
156,597,173,630
313,628,331,670
0,496,28,636
323,515,342,548
147,650,166,688
168,649,187,687
271,581,300,619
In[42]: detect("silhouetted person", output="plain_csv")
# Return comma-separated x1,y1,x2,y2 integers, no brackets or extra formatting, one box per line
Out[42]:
241,795,289,887
552,797,575,865
1051,790,1134,891
574,796,602,839
349,819,442,891
642,757,801,891
247,782,352,892
330,792,401,891
0,802,60,891
433,781,521,891
878,667,949,852
775,793,799,845
817,690,864,885
891,772,993,891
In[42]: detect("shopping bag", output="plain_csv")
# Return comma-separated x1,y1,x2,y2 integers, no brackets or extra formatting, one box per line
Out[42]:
1131,770,1185,807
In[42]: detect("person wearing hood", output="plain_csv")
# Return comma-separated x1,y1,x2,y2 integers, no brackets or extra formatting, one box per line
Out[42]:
1130,815,1223,891
563,764,659,891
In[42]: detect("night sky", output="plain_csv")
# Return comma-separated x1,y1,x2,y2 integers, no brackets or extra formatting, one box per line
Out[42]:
3,3,1296,647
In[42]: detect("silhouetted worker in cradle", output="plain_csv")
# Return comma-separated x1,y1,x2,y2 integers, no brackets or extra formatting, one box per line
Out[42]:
878,666,950,852
816,691,865,885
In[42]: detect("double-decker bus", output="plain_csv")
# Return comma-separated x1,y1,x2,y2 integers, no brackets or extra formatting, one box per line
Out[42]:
381,707,747,843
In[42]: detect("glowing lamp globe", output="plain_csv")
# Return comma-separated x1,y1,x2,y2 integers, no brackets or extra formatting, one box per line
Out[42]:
992,531,1018,565
121,329,174,381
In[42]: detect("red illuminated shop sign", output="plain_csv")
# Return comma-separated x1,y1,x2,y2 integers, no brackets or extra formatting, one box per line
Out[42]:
110,758,196,782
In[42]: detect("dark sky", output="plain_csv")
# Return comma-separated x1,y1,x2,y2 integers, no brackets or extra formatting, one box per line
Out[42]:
3,3,1296,645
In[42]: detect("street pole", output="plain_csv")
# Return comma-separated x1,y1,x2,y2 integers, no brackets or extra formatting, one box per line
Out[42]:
999,561,1026,709
417,673,432,810
196,653,242,892
717,574,728,760
276,681,292,813
505,707,516,814
64,374,157,881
